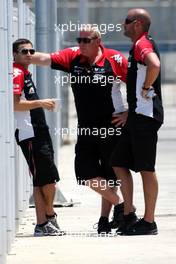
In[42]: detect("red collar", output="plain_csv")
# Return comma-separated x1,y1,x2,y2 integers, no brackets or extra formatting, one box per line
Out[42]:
13,63,30,75
134,32,148,44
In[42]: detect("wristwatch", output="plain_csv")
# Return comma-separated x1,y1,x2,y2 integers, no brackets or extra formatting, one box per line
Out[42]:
142,86,153,91
142,86,155,99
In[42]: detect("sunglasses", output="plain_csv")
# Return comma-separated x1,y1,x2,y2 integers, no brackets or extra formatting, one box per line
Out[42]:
76,37,98,44
124,18,137,25
18,48,36,55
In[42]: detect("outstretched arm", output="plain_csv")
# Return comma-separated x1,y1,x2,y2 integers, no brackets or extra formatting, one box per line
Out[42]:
31,52,51,66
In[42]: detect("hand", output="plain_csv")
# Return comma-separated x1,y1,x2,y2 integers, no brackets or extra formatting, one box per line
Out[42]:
111,111,128,127
141,87,156,100
39,99,55,111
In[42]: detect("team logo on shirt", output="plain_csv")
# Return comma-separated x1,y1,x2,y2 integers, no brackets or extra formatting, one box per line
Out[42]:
28,87,35,94
94,68,105,74
13,68,22,78
24,79,35,94
70,47,79,52
128,55,132,68
73,65,85,74
111,54,123,65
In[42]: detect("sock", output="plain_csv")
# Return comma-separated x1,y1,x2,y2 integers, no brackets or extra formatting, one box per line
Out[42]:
38,221,48,227
99,216,108,221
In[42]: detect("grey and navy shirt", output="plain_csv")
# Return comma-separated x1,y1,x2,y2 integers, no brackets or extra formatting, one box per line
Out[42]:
127,32,164,123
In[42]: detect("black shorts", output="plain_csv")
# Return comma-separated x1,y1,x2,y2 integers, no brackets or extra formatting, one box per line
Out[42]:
74,126,122,186
110,114,162,172
16,129,60,187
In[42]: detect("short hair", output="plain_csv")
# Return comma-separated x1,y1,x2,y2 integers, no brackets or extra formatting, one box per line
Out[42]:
79,24,101,39
13,38,33,53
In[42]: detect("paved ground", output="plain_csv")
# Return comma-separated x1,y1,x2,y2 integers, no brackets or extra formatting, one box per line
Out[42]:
6,85,176,264
6,137,176,264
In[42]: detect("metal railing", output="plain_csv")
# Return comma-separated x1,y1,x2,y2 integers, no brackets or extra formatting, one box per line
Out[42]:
13,1,35,231
0,1,15,263
0,1,35,263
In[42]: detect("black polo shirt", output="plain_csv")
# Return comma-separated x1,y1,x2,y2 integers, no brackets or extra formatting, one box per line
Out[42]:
50,44,128,127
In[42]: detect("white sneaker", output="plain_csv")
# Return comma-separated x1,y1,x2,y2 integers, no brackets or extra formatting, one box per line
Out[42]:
47,213,60,229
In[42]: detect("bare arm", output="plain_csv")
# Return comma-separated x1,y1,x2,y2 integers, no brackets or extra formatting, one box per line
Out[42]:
31,52,51,66
14,94,55,111
143,52,160,88
142,52,160,98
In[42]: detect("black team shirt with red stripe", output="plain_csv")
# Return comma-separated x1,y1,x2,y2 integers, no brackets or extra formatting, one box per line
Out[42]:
50,44,128,127
13,63,48,142
127,32,164,123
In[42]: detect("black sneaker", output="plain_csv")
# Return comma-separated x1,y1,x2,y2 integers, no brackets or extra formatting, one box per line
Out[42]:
109,203,124,229
117,211,138,235
122,218,158,236
96,217,111,234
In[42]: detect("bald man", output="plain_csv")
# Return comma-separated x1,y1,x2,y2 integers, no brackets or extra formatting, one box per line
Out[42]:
111,9,164,235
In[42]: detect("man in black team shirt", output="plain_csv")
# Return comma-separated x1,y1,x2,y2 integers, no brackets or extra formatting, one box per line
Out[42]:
13,38,65,236
31,25,128,234
111,9,164,235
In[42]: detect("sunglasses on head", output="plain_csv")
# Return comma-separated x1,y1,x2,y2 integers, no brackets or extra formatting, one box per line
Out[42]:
124,18,137,25
76,37,98,44
18,48,35,55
